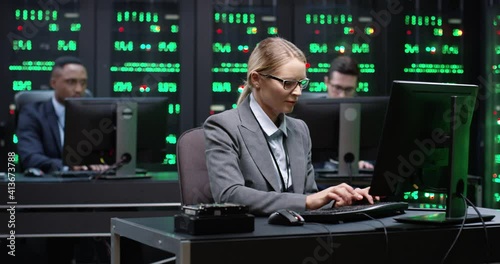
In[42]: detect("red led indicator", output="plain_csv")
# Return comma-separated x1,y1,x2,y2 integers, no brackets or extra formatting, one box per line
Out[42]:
494,111,497,116
314,29,320,35
216,28,223,34
348,28,354,34
494,173,498,178
17,25,23,31
118,26,124,32
243,48,249,53
497,30,500,35
406,29,412,35
305,62,311,68
9,109,15,115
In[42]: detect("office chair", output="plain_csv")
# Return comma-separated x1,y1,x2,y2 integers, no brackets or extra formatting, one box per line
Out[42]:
176,127,214,205
14,89,93,126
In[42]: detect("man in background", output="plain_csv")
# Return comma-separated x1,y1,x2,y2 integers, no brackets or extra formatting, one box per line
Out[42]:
17,56,107,172
324,55,359,98
324,55,373,170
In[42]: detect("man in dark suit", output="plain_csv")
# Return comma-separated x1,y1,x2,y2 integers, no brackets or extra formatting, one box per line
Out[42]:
17,56,107,173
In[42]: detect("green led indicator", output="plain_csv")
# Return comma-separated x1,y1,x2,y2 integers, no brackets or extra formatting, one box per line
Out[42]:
404,44,419,54
70,23,81,31
242,13,248,24
13,40,32,51
246,27,257,35
168,104,181,114
496,154,500,164
357,82,369,93
403,64,464,74
158,42,177,52
158,82,177,92
13,80,32,91
115,41,134,51
163,154,176,165
496,135,500,144
425,46,437,53
146,12,151,22
171,25,179,33
433,28,443,36
58,40,77,51
140,43,152,50
496,46,500,55
213,42,231,53
48,23,59,31
110,62,180,73
124,11,130,21
452,29,463,37
150,25,161,33
212,82,232,92
13,134,18,144
309,43,327,53
139,12,144,22
113,82,133,92
268,27,278,35
352,43,369,53
117,12,122,22
358,64,375,73
232,104,238,109
495,193,500,202
442,45,459,55
166,134,177,144
15,9,20,20
153,13,159,22
212,62,247,73
334,45,345,53
52,10,57,21
9,61,54,71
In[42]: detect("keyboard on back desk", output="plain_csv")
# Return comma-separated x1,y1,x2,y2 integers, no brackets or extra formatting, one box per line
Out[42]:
299,201,409,223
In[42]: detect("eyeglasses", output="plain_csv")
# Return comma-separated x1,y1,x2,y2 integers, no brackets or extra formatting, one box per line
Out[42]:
327,83,356,94
259,73,310,91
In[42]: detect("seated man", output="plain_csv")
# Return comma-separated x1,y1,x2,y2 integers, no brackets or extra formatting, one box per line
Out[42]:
17,56,107,172
323,55,374,170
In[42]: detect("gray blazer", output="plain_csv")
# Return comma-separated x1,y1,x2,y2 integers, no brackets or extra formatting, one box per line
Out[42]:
203,96,318,215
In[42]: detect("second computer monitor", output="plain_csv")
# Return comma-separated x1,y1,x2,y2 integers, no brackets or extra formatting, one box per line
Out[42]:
290,96,389,171
63,97,168,174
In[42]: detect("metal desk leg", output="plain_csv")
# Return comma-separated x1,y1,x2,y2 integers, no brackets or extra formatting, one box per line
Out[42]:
111,230,120,264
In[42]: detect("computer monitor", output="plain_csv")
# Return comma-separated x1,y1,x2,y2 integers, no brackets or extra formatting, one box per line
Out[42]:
369,80,494,224
63,97,168,177
289,96,389,174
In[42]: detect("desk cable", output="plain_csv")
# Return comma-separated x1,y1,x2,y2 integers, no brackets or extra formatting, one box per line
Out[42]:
461,194,491,264
360,213,390,264
304,222,335,264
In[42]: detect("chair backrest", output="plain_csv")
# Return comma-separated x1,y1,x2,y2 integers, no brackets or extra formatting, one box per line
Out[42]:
176,127,214,205
14,89,93,126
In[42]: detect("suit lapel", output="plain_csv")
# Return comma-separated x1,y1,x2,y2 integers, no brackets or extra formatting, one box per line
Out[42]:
238,99,281,192
44,100,62,155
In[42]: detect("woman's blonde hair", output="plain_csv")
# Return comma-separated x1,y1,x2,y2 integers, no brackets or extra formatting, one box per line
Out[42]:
236,37,307,105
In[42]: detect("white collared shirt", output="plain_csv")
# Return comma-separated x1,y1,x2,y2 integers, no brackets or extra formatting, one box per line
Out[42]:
51,96,65,147
249,94,291,191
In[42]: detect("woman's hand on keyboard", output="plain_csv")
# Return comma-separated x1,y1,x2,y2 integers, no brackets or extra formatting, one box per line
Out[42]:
306,183,363,210
349,187,380,205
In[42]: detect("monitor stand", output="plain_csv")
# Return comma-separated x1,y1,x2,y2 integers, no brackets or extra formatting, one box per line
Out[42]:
395,96,494,225
100,101,151,180
338,103,360,182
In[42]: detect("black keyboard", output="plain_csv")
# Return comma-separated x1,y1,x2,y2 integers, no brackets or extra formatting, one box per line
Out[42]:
53,170,102,178
299,202,408,223
53,168,148,178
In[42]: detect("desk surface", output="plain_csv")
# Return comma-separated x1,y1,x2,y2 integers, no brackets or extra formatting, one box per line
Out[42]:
0,171,181,237
112,207,500,264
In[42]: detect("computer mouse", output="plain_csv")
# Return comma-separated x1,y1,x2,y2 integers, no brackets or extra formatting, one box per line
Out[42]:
268,209,305,226
24,168,44,177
